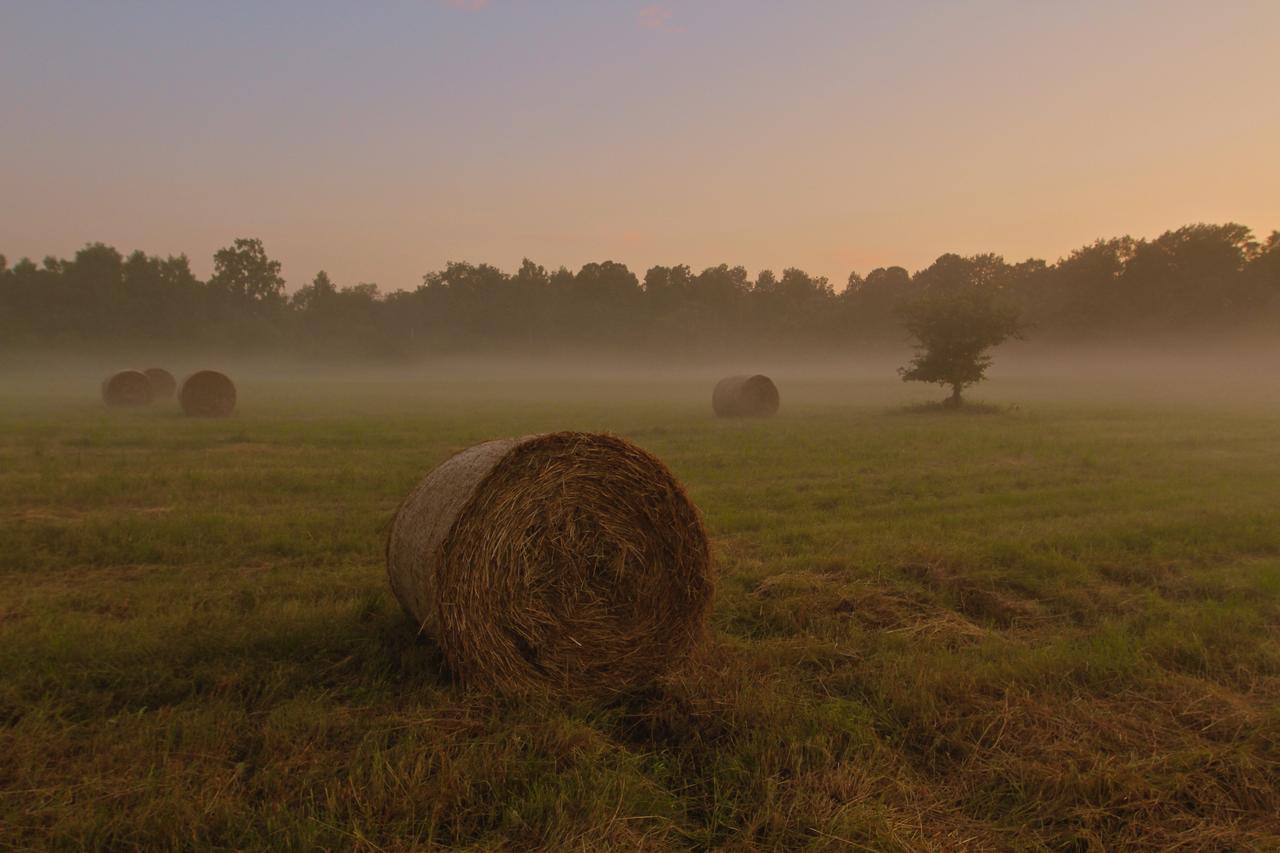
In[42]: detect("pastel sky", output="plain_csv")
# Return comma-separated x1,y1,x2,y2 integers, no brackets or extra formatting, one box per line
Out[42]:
2,1,1277,291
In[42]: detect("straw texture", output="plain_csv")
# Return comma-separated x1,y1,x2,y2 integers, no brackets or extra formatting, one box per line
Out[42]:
387,431,713,696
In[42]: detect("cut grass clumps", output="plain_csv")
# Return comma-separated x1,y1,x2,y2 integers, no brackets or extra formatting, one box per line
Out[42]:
143,368,177,399
101,370,154,407
178,370,236,417
713,374,780,418
387,431,714,697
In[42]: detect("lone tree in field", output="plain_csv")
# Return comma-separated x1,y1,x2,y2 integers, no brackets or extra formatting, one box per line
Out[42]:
898,253,1025,407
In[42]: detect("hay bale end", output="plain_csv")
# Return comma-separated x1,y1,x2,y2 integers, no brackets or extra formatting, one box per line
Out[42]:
179,370,237,417
101,370,155,407
712,374,780,418
143,367,177,399
387,431,713,696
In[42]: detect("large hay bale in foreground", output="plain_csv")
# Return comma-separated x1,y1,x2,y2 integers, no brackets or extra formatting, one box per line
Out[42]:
387,431,713,696
101,370,154,407
178,370,236,417
712,374,780,418
143,367,177,399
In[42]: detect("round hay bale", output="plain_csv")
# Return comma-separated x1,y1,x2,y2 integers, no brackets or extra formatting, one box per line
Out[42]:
387,431,713,696
712,374,780,418
178,370,236,417
101,370,154,407
143,367,177,399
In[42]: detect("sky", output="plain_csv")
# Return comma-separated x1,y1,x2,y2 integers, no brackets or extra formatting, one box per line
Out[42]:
2,0,1278,292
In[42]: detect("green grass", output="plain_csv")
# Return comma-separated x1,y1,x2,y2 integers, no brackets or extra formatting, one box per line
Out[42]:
2,374,1278,849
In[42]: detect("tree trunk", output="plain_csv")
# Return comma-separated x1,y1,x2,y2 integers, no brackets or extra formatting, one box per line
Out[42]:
948,384,963,407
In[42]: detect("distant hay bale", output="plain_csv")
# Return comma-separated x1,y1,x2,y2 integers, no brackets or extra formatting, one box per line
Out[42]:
101,370,154,407
712,374,780,418
143,368,177,399
387,431,713,696
178,370,237,417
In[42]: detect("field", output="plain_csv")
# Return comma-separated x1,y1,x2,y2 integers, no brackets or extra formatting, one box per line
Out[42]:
2,368,1279,849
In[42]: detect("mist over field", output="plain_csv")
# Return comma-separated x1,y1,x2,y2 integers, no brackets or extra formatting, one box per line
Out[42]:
9,337,1280,414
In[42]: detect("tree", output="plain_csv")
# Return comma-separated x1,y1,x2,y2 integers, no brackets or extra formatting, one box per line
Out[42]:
898,255,1024,407
120,250,202,340
291,270,336,313
753,269,778,294
558,261,641,347
62,243,125,339
841,265,913,339
776,267,833,301
1032,237,1135,336
209,238,285,306
643,264,694,310
1251,231,1280,292
1118,223,1262,330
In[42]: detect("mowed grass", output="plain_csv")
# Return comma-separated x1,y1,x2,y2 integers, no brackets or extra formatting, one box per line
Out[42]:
2,373,1279,849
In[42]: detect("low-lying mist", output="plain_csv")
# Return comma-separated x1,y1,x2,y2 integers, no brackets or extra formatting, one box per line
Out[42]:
6,338,1280,413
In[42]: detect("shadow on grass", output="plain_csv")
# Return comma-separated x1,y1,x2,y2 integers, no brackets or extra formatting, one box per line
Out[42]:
5,598,454,722
890,400,1018,416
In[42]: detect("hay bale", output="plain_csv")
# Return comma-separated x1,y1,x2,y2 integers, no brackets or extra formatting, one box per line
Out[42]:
178,370,236,417
712,374,780,418
143,367,177,399
387,431,713,696
101,370,154,407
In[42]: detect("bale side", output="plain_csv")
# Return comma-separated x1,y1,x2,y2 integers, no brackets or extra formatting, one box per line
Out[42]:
101,370,155,407
712,374,780,418
179,370,237,417
387,438,520,637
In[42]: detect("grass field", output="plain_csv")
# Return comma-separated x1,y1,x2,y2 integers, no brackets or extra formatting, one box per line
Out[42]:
2,370,1279,849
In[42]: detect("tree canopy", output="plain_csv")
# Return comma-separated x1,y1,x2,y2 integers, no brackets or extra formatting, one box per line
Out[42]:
2,223,1277,359
898,256,1025,405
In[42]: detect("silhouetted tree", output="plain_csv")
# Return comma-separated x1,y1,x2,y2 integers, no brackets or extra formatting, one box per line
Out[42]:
3,221,1277,358
1031,238,1134,337
120,250,201,340
899,255,1025,406
418,261,526,351
554,261,641,348
210,238,286,306
1118,224,1263,331
1251,231,1280,292
753,269,778,294
291,270,336,312
842,265,913,340
643,264,694,310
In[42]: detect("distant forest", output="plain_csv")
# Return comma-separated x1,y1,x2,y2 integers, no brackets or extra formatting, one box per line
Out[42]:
3,223,1278,359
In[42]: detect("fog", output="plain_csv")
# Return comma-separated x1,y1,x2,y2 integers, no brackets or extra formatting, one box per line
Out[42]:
6,338,1280,416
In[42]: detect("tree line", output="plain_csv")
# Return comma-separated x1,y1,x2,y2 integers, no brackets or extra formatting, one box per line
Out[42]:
2,223,1277,359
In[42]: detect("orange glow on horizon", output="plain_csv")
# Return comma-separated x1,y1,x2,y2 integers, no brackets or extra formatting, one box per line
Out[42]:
2,1,1277,291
